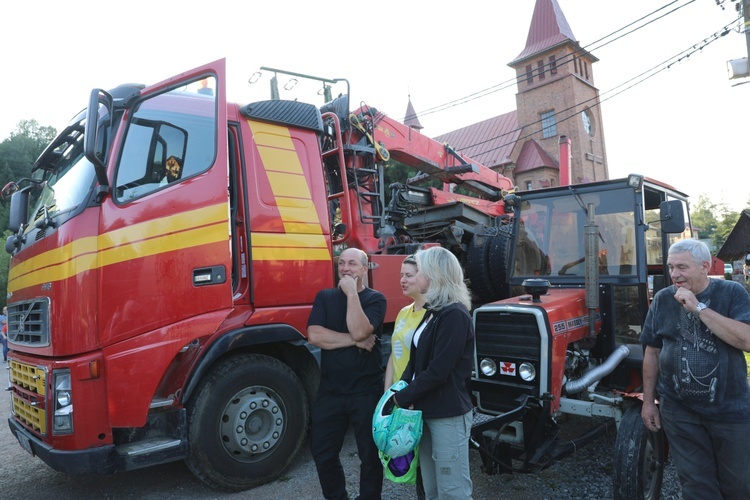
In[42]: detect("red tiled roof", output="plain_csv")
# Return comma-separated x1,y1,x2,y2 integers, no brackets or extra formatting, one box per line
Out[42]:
512,0,577,64
433,111,520,168
514,139,558,173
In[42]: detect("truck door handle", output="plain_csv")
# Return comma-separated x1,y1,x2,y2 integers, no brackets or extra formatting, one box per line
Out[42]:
193,266,227,286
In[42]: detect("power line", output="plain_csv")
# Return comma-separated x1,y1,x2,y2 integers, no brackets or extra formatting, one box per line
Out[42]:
461,16,739,159
405,1,698,122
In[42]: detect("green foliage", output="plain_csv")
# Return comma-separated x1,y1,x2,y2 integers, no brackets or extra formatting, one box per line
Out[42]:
690,194,720,240
690,194,739,252
0,120,57,308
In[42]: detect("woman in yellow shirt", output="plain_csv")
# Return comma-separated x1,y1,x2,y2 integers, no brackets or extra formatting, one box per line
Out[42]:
385,255,427,390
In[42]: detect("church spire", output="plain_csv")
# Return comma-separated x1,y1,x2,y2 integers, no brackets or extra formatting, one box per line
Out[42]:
404,95,423,131
512,0,577,64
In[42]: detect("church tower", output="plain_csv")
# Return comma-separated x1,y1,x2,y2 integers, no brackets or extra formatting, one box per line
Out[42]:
509,0,609,186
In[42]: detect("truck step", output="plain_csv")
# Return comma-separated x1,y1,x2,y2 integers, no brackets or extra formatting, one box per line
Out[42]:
116,438,182,457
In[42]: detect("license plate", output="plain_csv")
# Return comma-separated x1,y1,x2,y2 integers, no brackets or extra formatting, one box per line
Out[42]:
16,431,35,457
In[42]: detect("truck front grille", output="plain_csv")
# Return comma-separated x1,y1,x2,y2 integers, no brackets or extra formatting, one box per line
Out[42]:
7,298,50,347
9,360,47,435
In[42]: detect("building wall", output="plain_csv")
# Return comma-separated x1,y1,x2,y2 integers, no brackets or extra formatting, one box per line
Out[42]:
511,44,608,187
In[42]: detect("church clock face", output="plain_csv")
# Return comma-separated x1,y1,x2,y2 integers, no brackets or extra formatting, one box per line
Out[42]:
581,110,593,136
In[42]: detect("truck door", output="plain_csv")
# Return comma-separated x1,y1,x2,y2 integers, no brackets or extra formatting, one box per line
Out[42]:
98,59,231,346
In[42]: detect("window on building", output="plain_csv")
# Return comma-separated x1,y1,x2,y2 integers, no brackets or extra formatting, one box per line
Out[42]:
541,111,557,138
549,55,557,75
537,60,545,80
584,61,589,80
525,180,533,191
526,64,533,85
573,57,578,75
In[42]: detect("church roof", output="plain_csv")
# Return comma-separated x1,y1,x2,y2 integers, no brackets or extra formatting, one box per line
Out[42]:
511,0,588,65
514,139,558,173
432,111,520,169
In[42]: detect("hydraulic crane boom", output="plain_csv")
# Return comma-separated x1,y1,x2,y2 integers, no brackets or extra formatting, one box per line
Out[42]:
349,104,514,201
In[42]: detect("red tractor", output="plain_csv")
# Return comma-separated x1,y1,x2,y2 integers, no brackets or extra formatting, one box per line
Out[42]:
470,174,689,499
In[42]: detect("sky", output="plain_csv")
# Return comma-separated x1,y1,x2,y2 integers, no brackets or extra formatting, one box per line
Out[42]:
1,0,748,213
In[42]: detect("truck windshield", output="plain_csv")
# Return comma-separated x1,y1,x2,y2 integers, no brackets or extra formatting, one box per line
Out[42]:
514,187,637,277
27,117,96,229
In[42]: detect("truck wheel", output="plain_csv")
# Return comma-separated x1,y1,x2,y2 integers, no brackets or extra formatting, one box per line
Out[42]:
488,228,512,299
612,403,665,500
185,354,309,491
466,235,498,303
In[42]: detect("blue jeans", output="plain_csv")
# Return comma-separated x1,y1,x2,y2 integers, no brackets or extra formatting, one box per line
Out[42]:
311,390,383,500
418,411,473,500
1,336,7,361
660,397,750,499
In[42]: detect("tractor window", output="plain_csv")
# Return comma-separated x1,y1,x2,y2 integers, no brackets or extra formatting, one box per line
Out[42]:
518,188,637,277
613,285,646,345
114,77,217,202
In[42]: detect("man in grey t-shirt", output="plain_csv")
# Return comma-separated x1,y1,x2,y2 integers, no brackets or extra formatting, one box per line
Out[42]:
641,239,750,498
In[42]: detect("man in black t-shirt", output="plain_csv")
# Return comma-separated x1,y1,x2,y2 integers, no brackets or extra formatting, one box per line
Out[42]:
641,239,750,498
308,247,387,500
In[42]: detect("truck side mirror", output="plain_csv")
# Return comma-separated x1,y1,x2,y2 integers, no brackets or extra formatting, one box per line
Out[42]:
8,189,29,234
659,200,685,234
84,88,113,194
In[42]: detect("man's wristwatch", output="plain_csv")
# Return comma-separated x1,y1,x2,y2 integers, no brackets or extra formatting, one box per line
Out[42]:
695,302,707,316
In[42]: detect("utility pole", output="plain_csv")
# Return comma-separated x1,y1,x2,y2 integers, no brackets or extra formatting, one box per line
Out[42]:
728,0,750,79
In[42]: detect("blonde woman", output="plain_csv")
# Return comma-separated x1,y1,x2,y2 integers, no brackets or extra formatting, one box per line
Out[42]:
393,246,474,499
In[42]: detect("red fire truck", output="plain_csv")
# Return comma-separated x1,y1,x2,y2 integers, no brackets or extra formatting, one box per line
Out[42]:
3,59,515,491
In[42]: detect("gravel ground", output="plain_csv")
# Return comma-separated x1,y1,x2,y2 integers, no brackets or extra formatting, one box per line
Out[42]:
239,414,684,500
2,382,682,498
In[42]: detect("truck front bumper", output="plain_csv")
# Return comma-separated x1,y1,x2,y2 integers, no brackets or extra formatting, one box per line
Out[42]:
8,416,117,475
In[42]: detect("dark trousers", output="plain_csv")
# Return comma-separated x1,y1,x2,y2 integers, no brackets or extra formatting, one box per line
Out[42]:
660,397,750,499
311,390,383,500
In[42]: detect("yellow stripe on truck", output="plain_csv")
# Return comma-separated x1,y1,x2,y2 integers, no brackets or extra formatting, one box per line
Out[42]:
249,120,329,239
8,204,229,293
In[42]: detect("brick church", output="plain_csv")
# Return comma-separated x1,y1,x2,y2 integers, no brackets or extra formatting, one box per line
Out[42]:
405,0,609,191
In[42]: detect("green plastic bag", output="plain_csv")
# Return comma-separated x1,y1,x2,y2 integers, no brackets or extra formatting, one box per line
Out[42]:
380,446,419,485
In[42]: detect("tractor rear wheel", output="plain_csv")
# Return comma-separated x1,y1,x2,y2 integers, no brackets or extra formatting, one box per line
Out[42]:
612,403,665,500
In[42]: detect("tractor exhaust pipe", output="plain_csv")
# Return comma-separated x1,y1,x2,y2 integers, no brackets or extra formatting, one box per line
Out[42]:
565,344,631,395
584,203,599,338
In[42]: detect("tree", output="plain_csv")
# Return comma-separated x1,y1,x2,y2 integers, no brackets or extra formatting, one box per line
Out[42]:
690,194,720,242
0,120,57,308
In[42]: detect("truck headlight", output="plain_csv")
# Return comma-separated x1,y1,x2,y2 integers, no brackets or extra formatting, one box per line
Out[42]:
479,358,497,377
519,362,536,382
53,369,74,434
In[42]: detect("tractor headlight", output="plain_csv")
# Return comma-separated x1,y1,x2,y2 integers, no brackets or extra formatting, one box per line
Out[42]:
479,358,497,377
519,362,536,382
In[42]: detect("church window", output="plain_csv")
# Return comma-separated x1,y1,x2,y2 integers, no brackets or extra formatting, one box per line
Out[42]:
549,55,557,75
541,111,557,138
526,64,533,85
537,60,545,80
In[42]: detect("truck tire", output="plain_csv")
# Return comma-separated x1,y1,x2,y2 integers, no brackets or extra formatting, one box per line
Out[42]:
488,228,513,300
466,235,498,303
612,403,665,500
185,353,309,492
